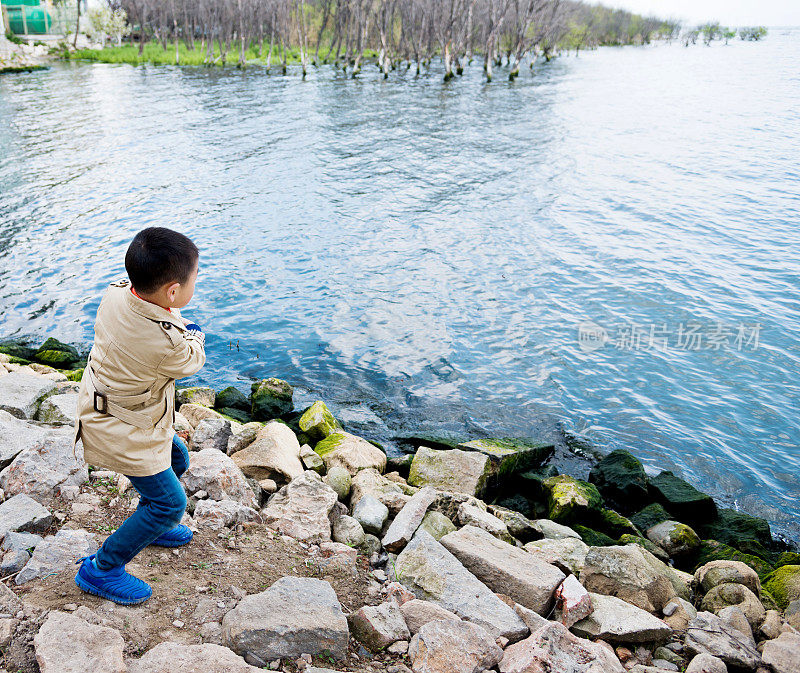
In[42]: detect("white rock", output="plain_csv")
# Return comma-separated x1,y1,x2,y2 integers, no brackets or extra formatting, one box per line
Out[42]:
571,592,672,643
33,610,125,673
180,448,257,507
0,371,57,419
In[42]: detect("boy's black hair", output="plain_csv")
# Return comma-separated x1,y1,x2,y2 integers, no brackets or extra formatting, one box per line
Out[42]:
125,227,199,295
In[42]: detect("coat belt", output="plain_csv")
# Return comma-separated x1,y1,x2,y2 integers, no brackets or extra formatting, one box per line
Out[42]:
83,357,163,430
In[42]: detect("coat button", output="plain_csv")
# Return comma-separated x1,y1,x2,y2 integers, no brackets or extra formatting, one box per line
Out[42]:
161,321,172,329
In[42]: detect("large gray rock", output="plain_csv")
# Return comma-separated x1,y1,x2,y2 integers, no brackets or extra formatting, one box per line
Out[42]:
571,592,672,643
176,386,216,407
350,467,415,515
408,446,491,498
394,530,528,641
0,410,49,469
178,403,226,428
180,448,257,508
332,514,365,548
524,537,590,576
35,391,79,425
685,654,728,673
349,601,410,652
261,471,339,543
408,618,503,673
1,530,43,553
127,642,261,673
314,431,387,476
499,620,625,673
701,583,765,629
231,420,303,483
189,417,233,452
193,499,261,529
33,610,125,673
694,561,761,597
532,519,581,540
580,544,690,614
684,612,761,670
16,528,98,584
0,430,88,505
646,520,700,557
352,494,389,535
0,493,52,539
456,502,515,544
383,486,437,552
440,525,565,615
761,631,800,673
226,422,261,456
222,576,349,661
0,371,57,419
400,599,461,635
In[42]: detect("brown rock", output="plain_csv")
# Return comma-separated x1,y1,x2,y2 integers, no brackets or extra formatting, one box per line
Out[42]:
350,601,411,652
400,599,460,635
408,619,503,673
34,610,125,673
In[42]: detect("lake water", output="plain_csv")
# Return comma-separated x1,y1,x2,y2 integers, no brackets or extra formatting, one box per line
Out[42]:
1,30,798,541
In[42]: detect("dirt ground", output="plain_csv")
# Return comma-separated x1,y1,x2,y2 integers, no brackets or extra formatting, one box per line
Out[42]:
3,475,411,673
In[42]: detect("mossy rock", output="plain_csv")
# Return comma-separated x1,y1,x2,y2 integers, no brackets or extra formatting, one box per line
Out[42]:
0,342,37,361
298,401,342,442
66,368,84,382
218,407,252,424
574,525,617,547
589,449,649,510
619,533,668,561
762,565,800,610
629,503,671,532
543,475,603,524
457,438,554,479
693,539,774,582
386,453,414,478
33,337,81,368
250,378,293,421
512,466,559,502
776,552,800,568
597,508,639,538
649,471,717,523
214,386,250,411
176,386,215,408
697,507,772,550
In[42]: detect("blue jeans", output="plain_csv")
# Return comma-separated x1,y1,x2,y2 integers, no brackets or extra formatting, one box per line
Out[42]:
94,434,190,570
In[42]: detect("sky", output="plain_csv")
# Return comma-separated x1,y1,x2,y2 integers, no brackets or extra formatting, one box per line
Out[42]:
591,0,800,26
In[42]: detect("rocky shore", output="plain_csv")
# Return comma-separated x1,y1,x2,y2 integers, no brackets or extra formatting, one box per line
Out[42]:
0,336,798,673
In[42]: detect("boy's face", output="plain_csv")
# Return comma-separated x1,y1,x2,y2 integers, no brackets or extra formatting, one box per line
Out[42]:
165,259,199,310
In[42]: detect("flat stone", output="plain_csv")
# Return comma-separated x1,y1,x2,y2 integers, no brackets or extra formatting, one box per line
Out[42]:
0,371,57,419
0,493,52,539
349,601,410,652
232,420,304,483
383,486,437,552
16,528,98,584
35,391,79,425
408,446,491,498
33,610,125,673
418,511,456,541
531,519,582,540
222,576,348,661
180,448,257,508
0,430,88,506
127,641,261,672
0,410,49,469
399,599,460,635
352,494,389,536
315,431,387,476
178,403,226,429
408,618,503,673
394,530,529,641
499,620,625,673
524,537,590,576
456,502,515,544
1,548,30,576
571,592,672,643
226,422,260,455
717,606,754,645
189,418,233,452
261,471,339,543
440,525,565,615
761,631,800,673
684,611,761,670
193,499,261,529
456,438,553,479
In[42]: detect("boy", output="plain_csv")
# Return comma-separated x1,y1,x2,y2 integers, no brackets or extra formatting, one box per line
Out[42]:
71,227,205,605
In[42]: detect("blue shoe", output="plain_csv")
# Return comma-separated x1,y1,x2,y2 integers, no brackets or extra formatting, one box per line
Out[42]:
74,554,152,605
149,524,193,548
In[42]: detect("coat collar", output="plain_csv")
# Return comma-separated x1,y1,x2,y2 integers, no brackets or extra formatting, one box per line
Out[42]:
119,284,186,330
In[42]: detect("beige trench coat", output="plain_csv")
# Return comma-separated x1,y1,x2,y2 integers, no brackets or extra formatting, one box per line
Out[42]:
72,278,206,477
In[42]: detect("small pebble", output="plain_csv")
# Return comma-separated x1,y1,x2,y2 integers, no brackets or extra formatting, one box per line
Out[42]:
172,620,184,628
63,604,78,611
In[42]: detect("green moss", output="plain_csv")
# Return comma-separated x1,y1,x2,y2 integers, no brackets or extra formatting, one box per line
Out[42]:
588,449,649,509
299,400,341,442
597,508,639,538
762,565,800,610
630,503,671,532
619,533,668,559
66,368,84,382
649,471,717,523
670,522,701,549
457,438,554,478
217,407,252,424
699,508,772,548
776,552,800,568
214,385,249,411
692,539,774,582
574,525,617,547
0,342,37,360
33,337,80,368
314,432,346,458
544,475,603,524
